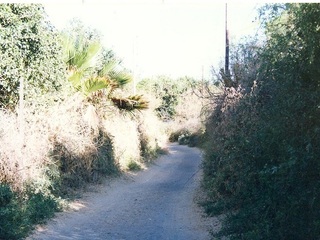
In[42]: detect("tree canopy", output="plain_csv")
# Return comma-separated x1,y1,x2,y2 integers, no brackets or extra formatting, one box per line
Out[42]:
0,4,65,109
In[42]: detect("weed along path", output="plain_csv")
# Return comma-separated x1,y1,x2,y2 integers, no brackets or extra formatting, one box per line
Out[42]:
28,143,212,240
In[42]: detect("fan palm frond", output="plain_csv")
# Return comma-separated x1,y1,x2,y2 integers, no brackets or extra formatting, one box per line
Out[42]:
82,77,110,96
76,41,101,71
97,61,117,77
62,30,147,113
98,61,132,88
111,95,149,111
68,71,83,89
109,71,132,87
63,34,101,76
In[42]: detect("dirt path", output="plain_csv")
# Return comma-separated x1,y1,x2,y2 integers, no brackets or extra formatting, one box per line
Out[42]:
27,143,215,240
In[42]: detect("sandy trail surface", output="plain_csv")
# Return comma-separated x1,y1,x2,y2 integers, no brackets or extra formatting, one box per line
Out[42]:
27,143,215,240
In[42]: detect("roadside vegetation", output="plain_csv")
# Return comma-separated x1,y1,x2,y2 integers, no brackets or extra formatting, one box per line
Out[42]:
138,75,219,147
0,4,209,239
4,3,318,240
201,3,320,239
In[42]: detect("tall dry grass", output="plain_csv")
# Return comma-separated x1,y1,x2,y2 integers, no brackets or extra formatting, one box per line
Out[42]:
103,108,167,170
137,109,168,160
165,87,212,145
103,112,141,170
0,90,168,191
0,93,96,189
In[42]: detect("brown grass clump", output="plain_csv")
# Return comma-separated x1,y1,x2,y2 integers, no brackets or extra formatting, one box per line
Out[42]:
47,94,107,188
102,109,168,170
0,110,25,187
103,112,142,170
0,93,109,190
137,109,168,160
165,89,207,144
0,87,168,192
0,105,60,190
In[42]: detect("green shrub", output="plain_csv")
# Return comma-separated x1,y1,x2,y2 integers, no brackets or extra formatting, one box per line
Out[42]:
0,184,13,207
127,160,142,171
187,133,201,147
202,3,320,239
168,128,190,143
25,186,60,225
171,128,203,147
178,132,190,145
138,76,188,120
0,183,61,240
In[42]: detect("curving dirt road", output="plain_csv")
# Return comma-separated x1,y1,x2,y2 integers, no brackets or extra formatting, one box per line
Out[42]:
27,143,215,240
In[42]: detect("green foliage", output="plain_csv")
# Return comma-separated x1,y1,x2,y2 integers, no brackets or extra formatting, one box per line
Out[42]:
127,160,142,171
169,128,190,143
0,3,65,109
156,88,178,119
202,3,320,239
138,75,212,148
229,38,262,91
62,21,147,111
0,183,60,240
138,76,191,120
25,186,60,224
169,128,201,147
0,184,13,206
184,133,202,147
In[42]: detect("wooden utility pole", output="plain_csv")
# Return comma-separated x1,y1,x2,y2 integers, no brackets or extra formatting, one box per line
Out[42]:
225,3,230,76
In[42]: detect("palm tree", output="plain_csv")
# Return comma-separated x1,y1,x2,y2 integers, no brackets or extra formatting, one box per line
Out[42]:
62,32,148,112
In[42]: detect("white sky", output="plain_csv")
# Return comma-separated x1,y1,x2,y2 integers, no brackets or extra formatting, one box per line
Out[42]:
43,1,262,79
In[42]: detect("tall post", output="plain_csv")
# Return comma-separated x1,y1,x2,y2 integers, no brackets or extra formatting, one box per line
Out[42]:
225,3,230,76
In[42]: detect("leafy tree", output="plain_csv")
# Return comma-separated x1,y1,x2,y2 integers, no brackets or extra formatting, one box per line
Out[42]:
138,76,191,120
217,35,263,91
229,38,262,92
0,4,65,109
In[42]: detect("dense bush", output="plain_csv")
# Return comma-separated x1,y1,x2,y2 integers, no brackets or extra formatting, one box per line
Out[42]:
138,76,189,120
0,183,60,240
0,4,65,109
202,3,320,239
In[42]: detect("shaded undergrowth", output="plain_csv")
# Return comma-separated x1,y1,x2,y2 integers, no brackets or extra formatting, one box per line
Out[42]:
201,4,320,239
